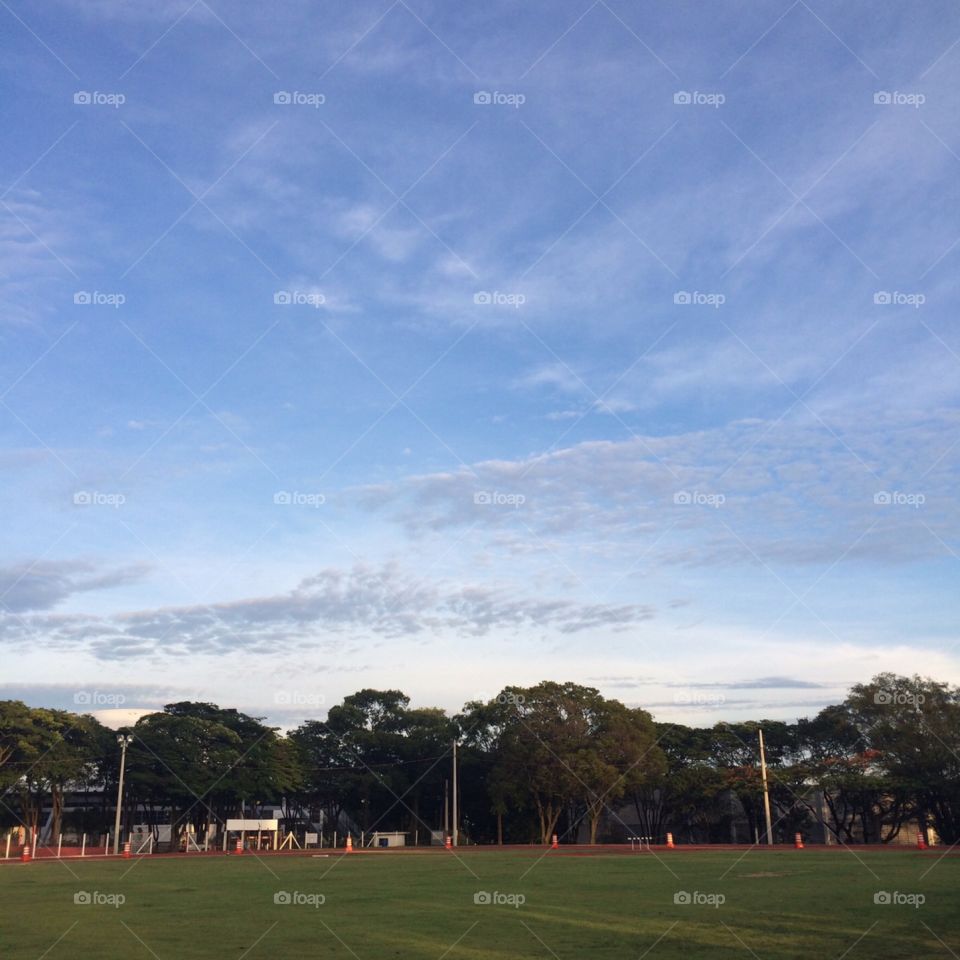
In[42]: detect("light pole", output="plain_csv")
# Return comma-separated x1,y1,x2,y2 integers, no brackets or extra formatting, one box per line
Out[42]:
758,728,773,845
451,739,458,847
113,734,132,855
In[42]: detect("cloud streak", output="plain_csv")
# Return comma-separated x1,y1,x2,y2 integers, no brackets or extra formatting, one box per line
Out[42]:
1,563,655,660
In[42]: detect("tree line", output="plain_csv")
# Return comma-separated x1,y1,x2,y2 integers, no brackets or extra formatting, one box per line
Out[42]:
1,673,957,846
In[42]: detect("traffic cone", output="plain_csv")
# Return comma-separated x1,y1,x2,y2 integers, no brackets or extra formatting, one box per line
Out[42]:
346,835,354,853
551,834,558,849
235,837,243,856
666,832,675,849
444,835,452,850
20,844,31,863
122,840,131,859
794,832,804,849
917,829,927,850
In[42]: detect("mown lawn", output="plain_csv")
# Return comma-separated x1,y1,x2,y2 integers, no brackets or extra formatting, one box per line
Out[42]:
0,849,954,959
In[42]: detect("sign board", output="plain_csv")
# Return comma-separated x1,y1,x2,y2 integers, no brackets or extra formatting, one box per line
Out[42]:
305,832,318,845
225,819,278,832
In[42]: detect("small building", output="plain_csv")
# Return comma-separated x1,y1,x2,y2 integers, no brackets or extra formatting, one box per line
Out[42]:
369,831,407,848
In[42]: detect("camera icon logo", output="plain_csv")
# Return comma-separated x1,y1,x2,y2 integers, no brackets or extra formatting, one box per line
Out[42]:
274,290,292,305
473,91,492,105
74,891,92,905
473,891,492,904
473,291,492,305
273,491,292,505
274,891,292,905
874,690,893,704
873,491,892,505
673,291,691,304
873,291,891,305
273,91,292,104
73,491,92,506
73,91,91,105
874,91,892,105
673,91,692,104
673,891,691,904
673,491,691,505
74,291,92,305
874,891,891,904
74,691,92,705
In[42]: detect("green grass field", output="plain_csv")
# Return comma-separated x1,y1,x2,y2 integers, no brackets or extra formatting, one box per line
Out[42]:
0,849,954,959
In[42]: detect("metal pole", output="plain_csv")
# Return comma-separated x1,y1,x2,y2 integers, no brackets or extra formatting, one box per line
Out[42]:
444,779,449,837
452,739,459,847
81,833,86,857
113,736,131,855
759,728,774,845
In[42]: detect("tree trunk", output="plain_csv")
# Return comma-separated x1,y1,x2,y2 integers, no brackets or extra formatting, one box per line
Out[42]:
51,785,64,840
542,805,562,845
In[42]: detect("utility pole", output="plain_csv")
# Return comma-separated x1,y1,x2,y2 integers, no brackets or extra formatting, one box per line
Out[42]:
452,739,458,847
758,728,773,845
443,779,449,837
113,734,133,855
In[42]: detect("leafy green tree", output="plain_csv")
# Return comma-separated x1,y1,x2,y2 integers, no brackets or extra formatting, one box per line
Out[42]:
0,701,40,800
578,703,665,843
631,723,725,842
846,674,960,843
793,704,904,842
292,690,456,841
474,682,665,844
128,702,295,843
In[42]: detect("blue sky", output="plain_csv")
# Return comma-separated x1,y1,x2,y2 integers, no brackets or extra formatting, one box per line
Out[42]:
2,0,959,729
